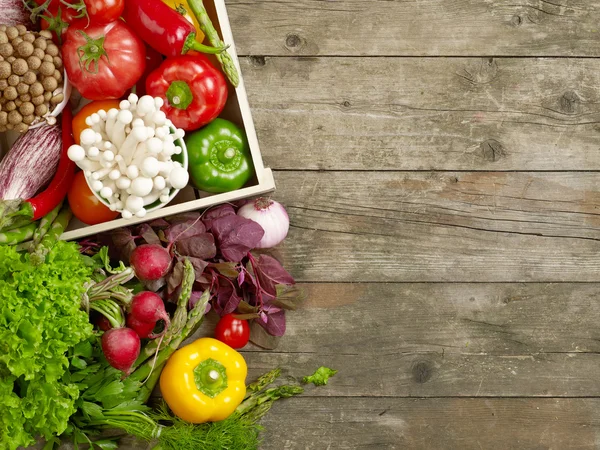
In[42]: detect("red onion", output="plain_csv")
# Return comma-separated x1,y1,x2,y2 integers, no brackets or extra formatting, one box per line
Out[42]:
237,197,290,249
0,0,30,26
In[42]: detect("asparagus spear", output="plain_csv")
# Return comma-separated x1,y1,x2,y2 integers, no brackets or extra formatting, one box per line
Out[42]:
0,221,38,245
32,202,62,248
30,205,72,265
187,0,239,87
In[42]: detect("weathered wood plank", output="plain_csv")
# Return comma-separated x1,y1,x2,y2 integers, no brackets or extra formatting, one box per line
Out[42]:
243,350,600,397
228,0,600,57
257,398,600,449
244,283,600,355
270,171,600,282
240,57,600,171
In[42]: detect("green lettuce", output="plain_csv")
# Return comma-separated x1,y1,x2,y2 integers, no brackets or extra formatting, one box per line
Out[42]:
0,241,94,449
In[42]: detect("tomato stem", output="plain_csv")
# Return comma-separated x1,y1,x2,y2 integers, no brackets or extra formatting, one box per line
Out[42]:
76,30,109,73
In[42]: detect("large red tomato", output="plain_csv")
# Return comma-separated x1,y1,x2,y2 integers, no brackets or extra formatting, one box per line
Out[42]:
83,0,125,24
63,20,146,100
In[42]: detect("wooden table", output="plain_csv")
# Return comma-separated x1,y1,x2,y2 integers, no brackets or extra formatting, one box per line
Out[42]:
225,0,600,448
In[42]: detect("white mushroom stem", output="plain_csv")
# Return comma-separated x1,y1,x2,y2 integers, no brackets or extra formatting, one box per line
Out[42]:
92,166,115,180
104,108,119,136
76,159,103,172
130,141,150,167
120,125,148,164
111,110,133,149
143,190,161,206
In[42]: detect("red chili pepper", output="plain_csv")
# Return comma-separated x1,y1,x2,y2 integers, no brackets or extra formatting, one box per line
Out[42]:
146,54,228,131
27,107,77,220
122,0,226,57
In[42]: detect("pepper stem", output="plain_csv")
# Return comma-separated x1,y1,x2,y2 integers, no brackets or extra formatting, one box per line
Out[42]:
183,32,229,55
166,81,193,110
193,358,228,398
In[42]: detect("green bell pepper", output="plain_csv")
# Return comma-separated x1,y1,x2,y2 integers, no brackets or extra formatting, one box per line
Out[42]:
185,119,253,193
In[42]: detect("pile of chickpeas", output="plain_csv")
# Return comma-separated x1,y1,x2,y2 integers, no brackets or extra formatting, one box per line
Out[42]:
0,25,64,133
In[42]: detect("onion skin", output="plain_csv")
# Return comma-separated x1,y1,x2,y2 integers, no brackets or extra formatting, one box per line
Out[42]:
237,198,290,249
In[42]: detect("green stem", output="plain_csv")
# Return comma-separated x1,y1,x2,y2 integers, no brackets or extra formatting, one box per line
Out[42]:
88,268,135,300
245,368,281,398
0,221,38,245
186,0,239,87
15,240,34,252
89,299,125,328
183,32,228,55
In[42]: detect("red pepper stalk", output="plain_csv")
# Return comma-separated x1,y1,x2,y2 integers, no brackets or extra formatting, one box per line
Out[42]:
122,0,227,58
0,107,76,231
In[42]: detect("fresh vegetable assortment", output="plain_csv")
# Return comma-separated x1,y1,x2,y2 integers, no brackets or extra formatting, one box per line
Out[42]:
0,2,333,449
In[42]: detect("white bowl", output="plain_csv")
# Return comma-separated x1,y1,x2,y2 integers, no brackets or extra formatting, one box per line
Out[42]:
84,129,189,216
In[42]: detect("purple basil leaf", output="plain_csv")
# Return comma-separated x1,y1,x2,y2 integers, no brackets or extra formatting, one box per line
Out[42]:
142,276,166,292
249,321,281,349
212,215,264,262
138,223,161,245
202,204,236,231
111,228,137,263
210,262,239,278
168,212,202,224
257,310,286,337
175,233,216,260
165,219,206,243
214,278,242,316
255,254,295,296
149,218,170,228
167,260,184,295
187,256,209,282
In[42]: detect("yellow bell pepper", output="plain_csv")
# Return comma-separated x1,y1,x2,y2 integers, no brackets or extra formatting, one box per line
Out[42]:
162,0,206,45
160,337,247,423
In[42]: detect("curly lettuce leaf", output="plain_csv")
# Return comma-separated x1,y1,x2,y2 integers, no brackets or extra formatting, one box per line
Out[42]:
302,367,338,386
0,241,94,449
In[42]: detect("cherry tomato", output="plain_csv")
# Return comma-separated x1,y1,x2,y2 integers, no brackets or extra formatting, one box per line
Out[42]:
214,314,250,349
72,99,120,144
63,20,146,100
67,171,119,225
83,0,125,24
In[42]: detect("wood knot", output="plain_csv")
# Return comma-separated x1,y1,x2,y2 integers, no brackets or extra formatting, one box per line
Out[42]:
249,56,266,67
480,139,506,162
456,58,499,85
511,15,522,26
412,361,434,384
342,100,351,108
285,34,302,48
560,91,580,114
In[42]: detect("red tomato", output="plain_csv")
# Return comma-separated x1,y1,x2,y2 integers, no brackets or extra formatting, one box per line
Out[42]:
67,171,119,225
63,20,146,100
40,3,81,44
84,0,124,24
214,314,250,349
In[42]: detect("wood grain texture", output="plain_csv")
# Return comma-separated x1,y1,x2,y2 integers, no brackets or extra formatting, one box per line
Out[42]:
270,171,600,282
228,0,600,57
240,56,600,171
257,398,600,449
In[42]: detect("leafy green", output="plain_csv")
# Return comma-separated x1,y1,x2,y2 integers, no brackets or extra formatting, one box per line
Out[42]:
302,367,338,386
0,241,94,450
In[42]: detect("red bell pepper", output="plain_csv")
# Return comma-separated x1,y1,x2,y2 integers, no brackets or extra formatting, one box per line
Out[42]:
122,0,226,58
146,54,228,131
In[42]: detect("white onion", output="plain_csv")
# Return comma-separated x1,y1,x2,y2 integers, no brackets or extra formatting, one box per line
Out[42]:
237,198,290,249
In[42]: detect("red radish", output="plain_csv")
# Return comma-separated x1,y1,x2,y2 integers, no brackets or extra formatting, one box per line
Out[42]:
97,315,113,332
127,291,171,339
127,314,159,339
101,327,141,374
130,244,172,281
